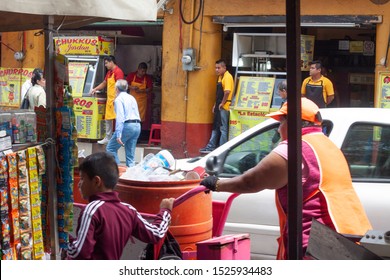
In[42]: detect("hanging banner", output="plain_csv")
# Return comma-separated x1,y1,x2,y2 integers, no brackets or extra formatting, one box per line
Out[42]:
301,35,315,71
0,68,34,108
54,36,114,56
234,76,275,112
378,72,390,108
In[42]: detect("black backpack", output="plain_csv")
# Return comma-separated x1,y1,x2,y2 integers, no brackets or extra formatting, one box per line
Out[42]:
140,231,183,260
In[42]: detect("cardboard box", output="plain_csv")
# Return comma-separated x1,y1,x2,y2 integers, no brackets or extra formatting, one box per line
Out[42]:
196,233,250,260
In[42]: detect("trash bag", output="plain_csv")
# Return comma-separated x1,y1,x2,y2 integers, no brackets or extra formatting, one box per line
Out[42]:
140,231,183,260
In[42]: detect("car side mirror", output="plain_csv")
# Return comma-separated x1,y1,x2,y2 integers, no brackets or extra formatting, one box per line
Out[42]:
206,156,219,175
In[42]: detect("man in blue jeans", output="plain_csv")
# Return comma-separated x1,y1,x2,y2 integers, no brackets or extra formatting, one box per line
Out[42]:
200,59,234,153
106,79,141,167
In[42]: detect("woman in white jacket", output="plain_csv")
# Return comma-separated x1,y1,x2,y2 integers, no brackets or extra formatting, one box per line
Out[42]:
28,69,46,109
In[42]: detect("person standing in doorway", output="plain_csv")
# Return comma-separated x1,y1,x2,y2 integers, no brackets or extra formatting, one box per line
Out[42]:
90,56,124,145
106,79,141,167
200,59,234,153
126,62,153,123
301,60,334,108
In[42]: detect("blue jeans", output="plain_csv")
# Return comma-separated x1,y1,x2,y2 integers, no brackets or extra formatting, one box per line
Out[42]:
219,108,229,145
205,109,230,149
106,122,141,167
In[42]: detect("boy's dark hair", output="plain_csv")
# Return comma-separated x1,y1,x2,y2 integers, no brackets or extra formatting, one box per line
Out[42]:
104,55,117,65
79,152,119,189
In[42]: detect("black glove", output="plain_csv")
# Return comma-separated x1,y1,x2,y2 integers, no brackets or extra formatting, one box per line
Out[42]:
200,175,219,192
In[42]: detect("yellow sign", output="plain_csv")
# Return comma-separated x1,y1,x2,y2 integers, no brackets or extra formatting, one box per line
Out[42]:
0,68,34,107
234,76,275,111
229,110,269,140
73,97,106,139
54,36,114,56
301,35,315,71
69,62,89,97
378,72,390,108
349,41,364,53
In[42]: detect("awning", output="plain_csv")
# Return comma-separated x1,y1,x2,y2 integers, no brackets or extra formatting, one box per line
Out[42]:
0,0,157,32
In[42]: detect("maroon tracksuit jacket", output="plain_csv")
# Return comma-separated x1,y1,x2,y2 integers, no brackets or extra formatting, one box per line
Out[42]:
67,191,171,260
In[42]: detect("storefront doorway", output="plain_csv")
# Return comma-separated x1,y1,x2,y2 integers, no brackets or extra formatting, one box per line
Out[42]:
217,16,378,108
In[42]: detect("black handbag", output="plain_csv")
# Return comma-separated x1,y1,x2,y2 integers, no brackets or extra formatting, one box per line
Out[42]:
20,89,30,109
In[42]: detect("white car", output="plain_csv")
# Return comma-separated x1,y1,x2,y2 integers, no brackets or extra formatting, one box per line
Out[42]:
174,108,390,259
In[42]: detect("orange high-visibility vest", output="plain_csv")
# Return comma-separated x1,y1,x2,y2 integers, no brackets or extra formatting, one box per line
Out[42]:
276,132,372,260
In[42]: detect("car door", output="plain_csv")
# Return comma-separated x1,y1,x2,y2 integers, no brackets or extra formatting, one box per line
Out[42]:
340,123,390,231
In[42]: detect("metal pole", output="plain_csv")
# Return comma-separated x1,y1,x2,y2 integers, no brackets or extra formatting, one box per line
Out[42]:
285,0,302,260
44,15,59,260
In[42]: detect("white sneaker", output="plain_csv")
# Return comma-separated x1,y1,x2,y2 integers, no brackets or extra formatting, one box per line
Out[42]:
97,137,110,145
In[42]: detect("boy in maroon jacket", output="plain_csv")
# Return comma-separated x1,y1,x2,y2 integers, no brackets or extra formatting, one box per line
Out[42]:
66,152,174,260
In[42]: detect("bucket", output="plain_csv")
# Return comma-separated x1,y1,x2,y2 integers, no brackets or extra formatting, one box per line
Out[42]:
116,178,212,254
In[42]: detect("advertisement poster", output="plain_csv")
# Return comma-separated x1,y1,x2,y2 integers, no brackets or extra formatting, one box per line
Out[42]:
54,36,114,56
73,97,106,139
229,110,269,140
378,72,390,108
301,35,315,71
0,68,34,108
234,76,275,112
69,62,89,97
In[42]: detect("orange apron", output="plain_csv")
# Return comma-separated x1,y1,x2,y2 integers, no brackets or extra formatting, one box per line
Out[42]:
275,133,372,260
130,75,147,122
105,72,116,120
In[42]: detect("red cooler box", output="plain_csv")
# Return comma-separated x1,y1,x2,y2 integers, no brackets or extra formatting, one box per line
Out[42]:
196,233,250,260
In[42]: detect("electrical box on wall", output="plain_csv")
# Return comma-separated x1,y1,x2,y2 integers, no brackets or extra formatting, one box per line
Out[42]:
182,48,196,71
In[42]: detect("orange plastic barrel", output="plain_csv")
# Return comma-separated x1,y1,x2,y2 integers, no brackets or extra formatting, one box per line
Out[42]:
116,178,212,254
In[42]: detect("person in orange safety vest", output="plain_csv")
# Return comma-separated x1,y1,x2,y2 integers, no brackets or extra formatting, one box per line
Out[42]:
200,97,372,259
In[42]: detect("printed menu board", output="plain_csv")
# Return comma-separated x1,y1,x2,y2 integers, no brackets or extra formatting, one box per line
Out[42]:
69,62,89,97
234,76,275,112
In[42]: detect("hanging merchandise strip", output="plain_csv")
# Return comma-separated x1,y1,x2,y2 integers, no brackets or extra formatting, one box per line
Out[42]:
0,142,49,260
56,104,77,249
5,153,19,260
0,155,12,260
27,147,44,259
17,150,33,260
